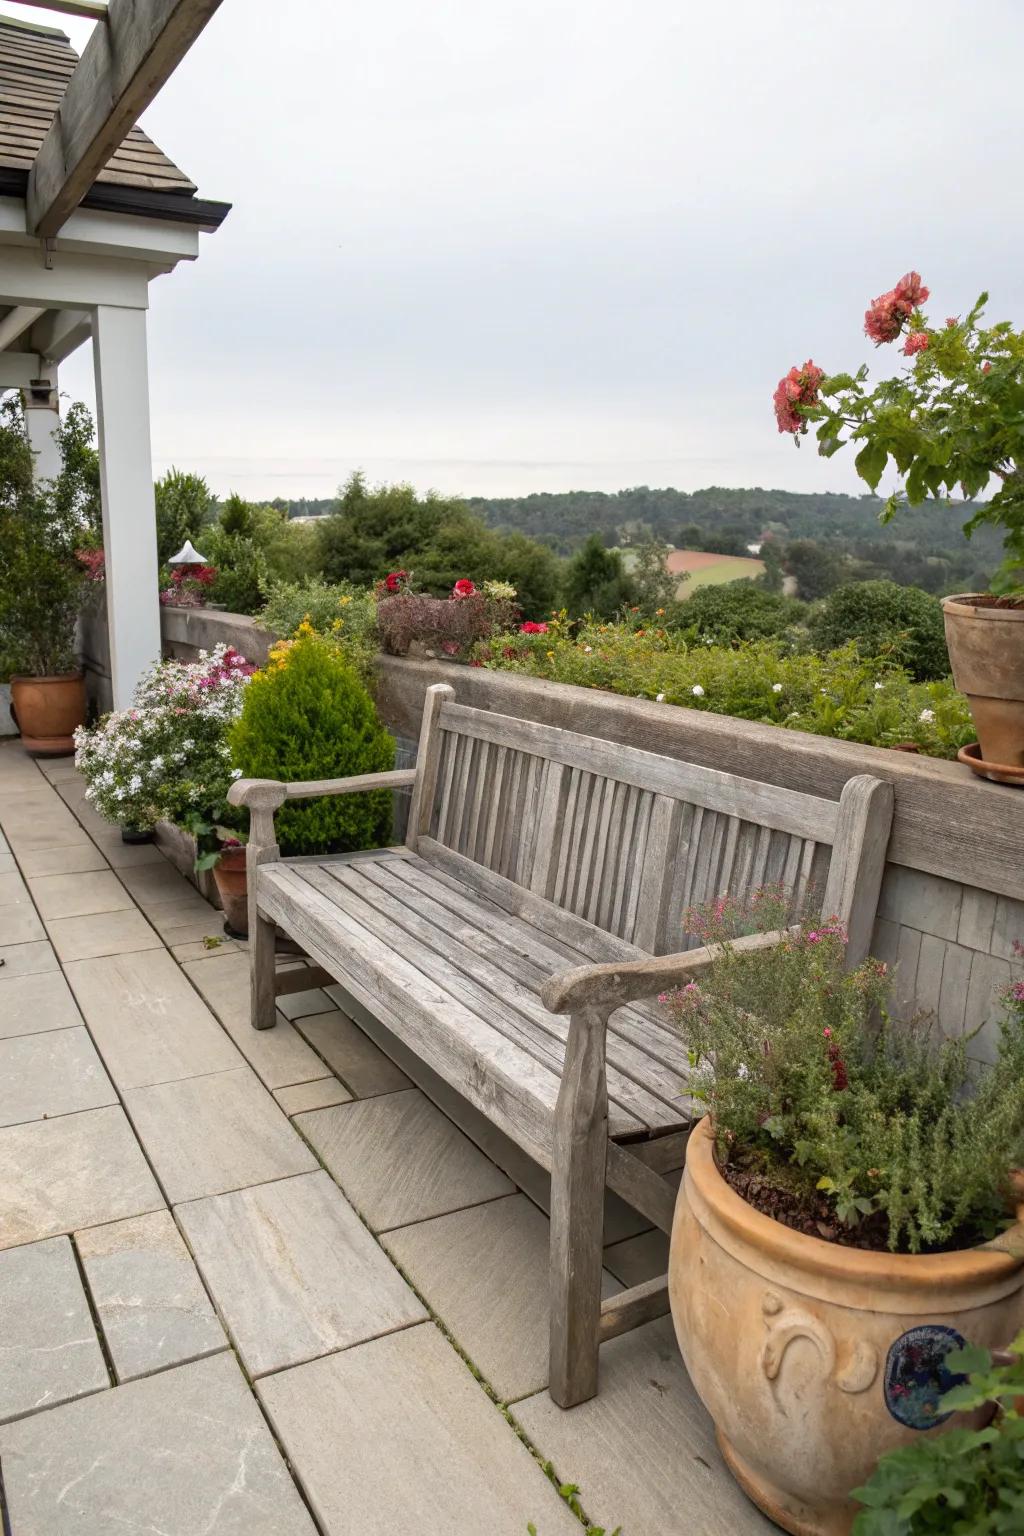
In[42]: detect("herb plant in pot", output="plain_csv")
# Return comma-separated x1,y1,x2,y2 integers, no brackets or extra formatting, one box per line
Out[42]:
0,402,87,754
662,898,1024,1536
776,273,1024,781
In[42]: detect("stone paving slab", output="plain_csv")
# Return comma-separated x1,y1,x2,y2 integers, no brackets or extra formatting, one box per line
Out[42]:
0,868,29,904
15,844,109,877
0,1351,318,1536
0,1106,163,1251
298,1088,514,1231
171,935,245,962
514,1316,775,1536
0,969,82,1039
0,938,58,978
276,985,333,1019
76,1210,227,1382
2,816,93,855
146,899,227,941
274,1077,352,1115
116,861,200,909
258,1322,581,1536
182,952,328,1089
293,1007,412,1097
29,870,133,921
384,1193,621,1402
90,833,166,869
603,1227,671,1286
0,897,46,946
0,1027,117,1127
65,948,243,1088
124,1067,317,1202
0,1236,108,1424
177,1170,426,1377
46,908,162,962
0,851,15,875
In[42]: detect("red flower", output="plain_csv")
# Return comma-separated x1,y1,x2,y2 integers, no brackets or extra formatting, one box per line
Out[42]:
520,621,548,633
982,361,993,374
451,579,476,599
773,360,824,435
864,272,929,345
384,570,408,593
902,331,929,356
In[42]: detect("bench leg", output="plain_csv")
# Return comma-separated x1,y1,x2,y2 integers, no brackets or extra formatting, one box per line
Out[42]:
249,910,278,1031
549,1005,609,1408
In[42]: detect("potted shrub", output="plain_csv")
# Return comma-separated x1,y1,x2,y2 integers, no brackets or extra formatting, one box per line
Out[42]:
0,401,88,754
75,644,254,855
227,626,395,887
662,897,1024,1536
852,1334,1024,1533
775,273,1024,779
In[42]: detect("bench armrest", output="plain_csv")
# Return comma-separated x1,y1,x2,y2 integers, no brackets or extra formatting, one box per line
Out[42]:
540,927,794,1014
228,769,416,810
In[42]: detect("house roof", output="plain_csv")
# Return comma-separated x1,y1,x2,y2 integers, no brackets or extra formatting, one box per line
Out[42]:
0,11,229,226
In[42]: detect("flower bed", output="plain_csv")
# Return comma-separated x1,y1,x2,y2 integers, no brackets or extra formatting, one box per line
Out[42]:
471,620,974,759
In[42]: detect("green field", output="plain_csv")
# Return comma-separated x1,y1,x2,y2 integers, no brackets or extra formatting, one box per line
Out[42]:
622,547,766,598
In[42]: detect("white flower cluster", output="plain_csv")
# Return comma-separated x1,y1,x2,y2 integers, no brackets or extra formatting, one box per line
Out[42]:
74,644,253,832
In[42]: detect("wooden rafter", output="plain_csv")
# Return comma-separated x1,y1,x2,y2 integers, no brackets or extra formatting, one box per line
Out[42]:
26,0,223,238
7,1,109,19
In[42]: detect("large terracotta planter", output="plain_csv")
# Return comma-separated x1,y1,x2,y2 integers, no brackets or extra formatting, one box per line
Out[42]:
9,672,87,755
943,594,1024,778
212,846,248,937
669,1119,1024,1536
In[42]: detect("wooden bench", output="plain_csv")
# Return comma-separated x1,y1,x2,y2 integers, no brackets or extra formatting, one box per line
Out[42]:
229,683,894,1407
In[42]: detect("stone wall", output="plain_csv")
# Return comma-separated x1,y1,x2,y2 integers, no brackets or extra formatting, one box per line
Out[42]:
157,607,1024,1048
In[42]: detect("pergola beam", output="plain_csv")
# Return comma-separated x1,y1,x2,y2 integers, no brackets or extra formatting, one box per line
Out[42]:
29,306,92,364
27,0,223,239
0,305,45,351
10,1,109,19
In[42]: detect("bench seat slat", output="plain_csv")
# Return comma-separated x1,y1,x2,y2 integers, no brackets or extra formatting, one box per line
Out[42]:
386,857,694,1084
333,859,689,1129
258,864,574,1158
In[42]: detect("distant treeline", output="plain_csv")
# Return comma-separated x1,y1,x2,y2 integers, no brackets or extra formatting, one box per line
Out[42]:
271,484,1005,597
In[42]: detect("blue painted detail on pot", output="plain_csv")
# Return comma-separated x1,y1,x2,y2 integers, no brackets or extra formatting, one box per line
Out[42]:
883,1324,967,1430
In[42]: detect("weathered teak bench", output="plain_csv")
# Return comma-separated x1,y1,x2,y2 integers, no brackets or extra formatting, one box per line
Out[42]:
229,683,894,1406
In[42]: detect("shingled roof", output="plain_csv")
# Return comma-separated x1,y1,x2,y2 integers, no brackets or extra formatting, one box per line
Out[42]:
0,10,227,224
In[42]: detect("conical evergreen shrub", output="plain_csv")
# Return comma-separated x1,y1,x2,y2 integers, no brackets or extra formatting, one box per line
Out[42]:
229,629,394,855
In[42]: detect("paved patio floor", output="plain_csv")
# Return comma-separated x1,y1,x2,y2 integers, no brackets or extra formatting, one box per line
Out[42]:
0,740,775,1536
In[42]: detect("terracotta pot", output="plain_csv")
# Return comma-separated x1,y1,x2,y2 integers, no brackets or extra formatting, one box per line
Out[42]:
9,672,87,756
943,594,1024,773
212,846,248,935
669,1119,1024,1536
211,846,248,937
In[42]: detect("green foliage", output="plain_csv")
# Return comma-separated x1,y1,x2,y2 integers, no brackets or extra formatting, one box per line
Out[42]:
630,538,681,615
802,289,1024,590
853,1336,1024,1533
528,1470,623,1535
154,467,215,564
53,401,102,538
679,581,805,645
259,579,379,682
228,631,394,856
315,473,560,619
784,538,848,599
0,396,86,678
809,581,949,681
474,624,974,760
664,908,1024,1252
562,535,637,618
202,512,269,616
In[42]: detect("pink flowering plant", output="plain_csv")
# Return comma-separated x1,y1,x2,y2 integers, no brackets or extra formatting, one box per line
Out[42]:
375,574,519,658
74,644,254,833
776,272,1024,591
663,891,1024,1252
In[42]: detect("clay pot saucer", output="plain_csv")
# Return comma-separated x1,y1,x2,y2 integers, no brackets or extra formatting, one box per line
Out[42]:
957,741,1024,786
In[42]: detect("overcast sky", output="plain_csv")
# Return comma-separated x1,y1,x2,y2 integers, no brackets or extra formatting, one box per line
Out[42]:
40,0,1024,503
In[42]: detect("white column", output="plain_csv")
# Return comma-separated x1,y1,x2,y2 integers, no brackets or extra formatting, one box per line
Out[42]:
21,370,62,484
92,304,161,710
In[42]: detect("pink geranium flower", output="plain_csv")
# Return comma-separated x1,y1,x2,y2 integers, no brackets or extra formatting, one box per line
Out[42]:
773,359,824,435
903,331,929,356
451,579,476,599
520,621,548,633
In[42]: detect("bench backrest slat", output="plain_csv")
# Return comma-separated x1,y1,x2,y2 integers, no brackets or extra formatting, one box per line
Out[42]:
411,687,892,959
